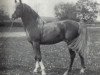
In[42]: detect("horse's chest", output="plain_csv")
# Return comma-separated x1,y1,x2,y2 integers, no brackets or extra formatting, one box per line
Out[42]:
26,28,41,41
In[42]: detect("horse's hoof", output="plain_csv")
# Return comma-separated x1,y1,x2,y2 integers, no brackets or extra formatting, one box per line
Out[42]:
33,71,38,75
42,71,46,75
33,69,38,73
63,70,69,75
80,68,85,74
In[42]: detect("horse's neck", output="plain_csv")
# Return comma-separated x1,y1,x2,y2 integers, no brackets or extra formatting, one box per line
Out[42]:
21,16,44,34
22,15,37,25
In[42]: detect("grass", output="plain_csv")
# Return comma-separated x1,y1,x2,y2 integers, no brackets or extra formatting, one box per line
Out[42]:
0,27,100,75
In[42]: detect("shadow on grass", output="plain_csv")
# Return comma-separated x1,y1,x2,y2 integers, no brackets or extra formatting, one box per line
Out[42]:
0,64,34,75
46,68,100,75
0,66,99,75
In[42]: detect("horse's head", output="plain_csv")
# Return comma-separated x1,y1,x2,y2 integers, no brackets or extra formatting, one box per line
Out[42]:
12,0,40,25
12,0,23,19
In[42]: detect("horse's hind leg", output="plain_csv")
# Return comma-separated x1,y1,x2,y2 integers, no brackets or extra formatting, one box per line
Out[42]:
31,41,46,75
64,48,76,75
78,51,86,74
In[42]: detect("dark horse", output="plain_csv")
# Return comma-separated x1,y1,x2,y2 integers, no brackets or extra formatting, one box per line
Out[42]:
12,0,87,75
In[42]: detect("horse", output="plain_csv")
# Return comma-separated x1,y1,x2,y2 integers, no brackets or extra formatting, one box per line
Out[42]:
12,0,87,75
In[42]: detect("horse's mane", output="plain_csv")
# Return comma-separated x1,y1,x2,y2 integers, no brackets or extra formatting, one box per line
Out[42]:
22,4,37,17
21,3,45,24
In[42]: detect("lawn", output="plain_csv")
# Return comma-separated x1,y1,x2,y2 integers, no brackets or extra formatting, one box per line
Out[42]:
0,27,100,75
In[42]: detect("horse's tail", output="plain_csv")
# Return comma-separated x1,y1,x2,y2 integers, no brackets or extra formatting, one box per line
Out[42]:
68,22,88,53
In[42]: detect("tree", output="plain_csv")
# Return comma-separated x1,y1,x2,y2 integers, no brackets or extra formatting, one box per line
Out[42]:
76,0,98,23
0,8,9,22
54,0,99,23
54,2,79,21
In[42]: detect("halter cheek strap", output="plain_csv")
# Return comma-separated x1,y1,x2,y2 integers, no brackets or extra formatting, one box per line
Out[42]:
20,4,24,18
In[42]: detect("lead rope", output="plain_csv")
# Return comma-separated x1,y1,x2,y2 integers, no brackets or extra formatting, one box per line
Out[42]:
0,19,14,47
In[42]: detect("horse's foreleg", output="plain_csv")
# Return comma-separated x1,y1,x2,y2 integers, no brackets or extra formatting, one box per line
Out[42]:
31,42,41,73
34,61,39,72
64,48,76,75
39,61,46,75
31,41,46,75
79,51,86,74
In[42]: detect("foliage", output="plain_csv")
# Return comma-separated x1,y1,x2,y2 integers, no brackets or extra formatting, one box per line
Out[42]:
76,0,99,23
54,0,99,23
0,8,9,22
54,3,79,21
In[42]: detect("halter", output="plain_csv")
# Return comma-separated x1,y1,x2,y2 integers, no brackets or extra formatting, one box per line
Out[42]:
20,4,24,18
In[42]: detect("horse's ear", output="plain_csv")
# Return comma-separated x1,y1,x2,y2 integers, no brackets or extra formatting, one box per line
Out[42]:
15,0,17,3
19,0,22,4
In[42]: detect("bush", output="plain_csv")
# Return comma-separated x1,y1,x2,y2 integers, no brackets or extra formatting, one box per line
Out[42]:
54,3,79,21
54,0,99,24
0,8,9,22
